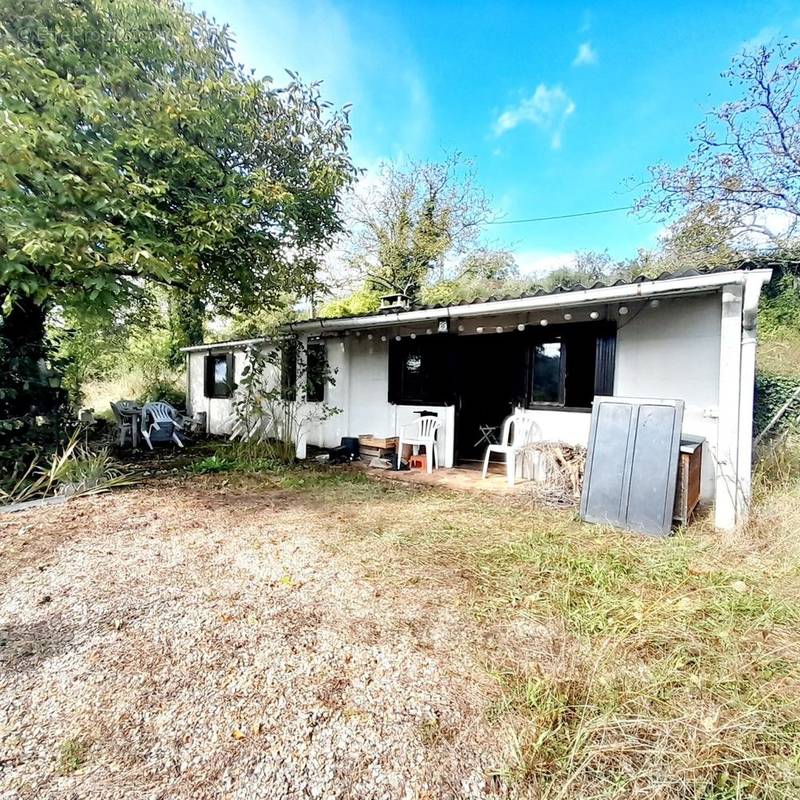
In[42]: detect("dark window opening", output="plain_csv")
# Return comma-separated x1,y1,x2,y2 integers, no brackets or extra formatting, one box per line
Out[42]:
525,324,615,410
388,336,452,405
281,340,297,401
204,353,235,399
530,341,564,404
306,342,327,403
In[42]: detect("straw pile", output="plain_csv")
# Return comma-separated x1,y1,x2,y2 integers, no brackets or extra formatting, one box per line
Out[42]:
523,442,586,507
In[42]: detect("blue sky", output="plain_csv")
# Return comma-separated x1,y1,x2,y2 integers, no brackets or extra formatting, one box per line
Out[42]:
195,0,800,272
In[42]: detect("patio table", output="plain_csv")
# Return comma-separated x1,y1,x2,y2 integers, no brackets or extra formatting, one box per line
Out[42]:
118,406,143,449
474,424,499,449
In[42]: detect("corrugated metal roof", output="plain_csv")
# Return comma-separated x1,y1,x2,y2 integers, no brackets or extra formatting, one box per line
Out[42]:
304,261,771,325
182,260,778,351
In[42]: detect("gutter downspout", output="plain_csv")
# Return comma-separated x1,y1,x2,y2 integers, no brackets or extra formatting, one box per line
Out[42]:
735,270,772,527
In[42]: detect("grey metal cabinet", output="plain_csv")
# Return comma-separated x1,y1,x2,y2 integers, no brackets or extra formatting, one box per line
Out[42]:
580,396,685,537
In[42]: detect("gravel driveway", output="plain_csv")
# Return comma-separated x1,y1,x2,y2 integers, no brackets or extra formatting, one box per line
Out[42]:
0,477,509,799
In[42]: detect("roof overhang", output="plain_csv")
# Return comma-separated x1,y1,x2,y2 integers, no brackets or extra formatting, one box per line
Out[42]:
179,268,774,350
288,268,773,335
179,335,271,354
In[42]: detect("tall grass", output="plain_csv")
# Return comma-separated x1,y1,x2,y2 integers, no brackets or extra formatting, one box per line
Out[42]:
282,467,800,799
0,429,134,505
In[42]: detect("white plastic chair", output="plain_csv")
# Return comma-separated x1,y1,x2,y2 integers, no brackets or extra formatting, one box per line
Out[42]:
482,413,540,486
141,402,184,450
398,416,441,474
228,411,274,443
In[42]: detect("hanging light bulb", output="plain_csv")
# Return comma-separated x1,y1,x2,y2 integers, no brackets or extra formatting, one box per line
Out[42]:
380,335,387,342
517,323,526,332
563,313,572,321
395,335,401,341
589,311,600,320
476,326,484,334
410,332,417,339
650,299,660,308
457,324,465,332
618,306,629,316
367,333,373,340
495,325,503,333
540,319,548,326
426,328,433,335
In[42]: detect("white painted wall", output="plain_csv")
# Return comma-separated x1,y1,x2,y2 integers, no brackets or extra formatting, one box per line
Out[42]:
306,336,455,466
615,293,722,501
516,408,592,446
186,347,249,435
186,345,280,435
185,291,728,505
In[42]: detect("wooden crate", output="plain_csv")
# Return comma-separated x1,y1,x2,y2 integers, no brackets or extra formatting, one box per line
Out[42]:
358,434,398,460
673,437,703,526
358,435,398,450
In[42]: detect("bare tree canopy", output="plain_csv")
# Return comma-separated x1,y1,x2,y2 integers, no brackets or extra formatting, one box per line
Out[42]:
344,152,493,299
637,39,800,246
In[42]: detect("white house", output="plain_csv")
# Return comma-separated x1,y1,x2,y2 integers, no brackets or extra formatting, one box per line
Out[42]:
182,265,773,531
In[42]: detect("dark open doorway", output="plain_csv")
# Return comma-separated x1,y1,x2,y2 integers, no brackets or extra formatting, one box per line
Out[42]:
454,333,526,463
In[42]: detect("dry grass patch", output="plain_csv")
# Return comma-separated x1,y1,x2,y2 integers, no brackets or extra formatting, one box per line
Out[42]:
5,455,800,800
303,464,800,799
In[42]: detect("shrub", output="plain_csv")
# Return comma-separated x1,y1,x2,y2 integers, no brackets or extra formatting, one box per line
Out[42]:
754,373,800,437
0,429,133,505
188,455,236,475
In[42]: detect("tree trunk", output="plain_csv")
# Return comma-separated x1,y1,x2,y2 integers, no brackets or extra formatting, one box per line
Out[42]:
0,294,61,416
0,294,67,481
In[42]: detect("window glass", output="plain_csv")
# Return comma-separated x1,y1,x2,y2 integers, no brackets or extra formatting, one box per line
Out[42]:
405,354,422,373
388,338,450,405
281,341,297,401
205,353,234,398
306,342,326,402
401,350,425,401
531,341,562,404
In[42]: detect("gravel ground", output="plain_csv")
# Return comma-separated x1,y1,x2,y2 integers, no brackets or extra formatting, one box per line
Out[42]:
0,478,510,800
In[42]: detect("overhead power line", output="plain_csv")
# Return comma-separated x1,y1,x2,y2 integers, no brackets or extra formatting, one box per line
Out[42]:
487,205,634,225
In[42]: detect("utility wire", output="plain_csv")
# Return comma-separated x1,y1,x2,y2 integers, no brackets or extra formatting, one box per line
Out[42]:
487,205,634,225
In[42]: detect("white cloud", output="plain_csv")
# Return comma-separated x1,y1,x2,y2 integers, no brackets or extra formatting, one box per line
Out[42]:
492,84,576,148
741,26,779,52
573,41,598,67
737,208,797,246
514,250,577,276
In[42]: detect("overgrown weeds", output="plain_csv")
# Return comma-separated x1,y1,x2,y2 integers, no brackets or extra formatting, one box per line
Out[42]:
57,737,89,775
0,429,134,505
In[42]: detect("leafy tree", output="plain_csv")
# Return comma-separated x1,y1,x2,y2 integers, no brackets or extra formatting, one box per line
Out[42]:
319,286,383,318
420,249,522,305
344,153,491,300
1,0,354,313
219,294,300,340
540,250,616,291
0,0,355,477
48,309,128,409
637,39,800,245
